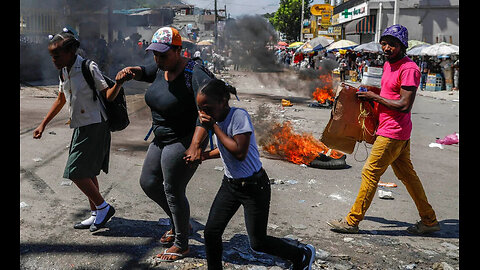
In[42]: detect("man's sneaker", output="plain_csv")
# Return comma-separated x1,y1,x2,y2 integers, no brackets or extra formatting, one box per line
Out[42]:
406,221,441,235
326,218,359,234
293,244,316,270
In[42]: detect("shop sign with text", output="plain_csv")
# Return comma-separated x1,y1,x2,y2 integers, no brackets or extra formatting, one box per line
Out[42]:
336,2,369,24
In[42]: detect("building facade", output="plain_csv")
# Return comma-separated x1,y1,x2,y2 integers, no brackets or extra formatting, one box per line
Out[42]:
331,0,459,45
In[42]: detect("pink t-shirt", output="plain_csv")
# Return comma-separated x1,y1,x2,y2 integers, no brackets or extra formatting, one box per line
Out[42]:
376,56,420,140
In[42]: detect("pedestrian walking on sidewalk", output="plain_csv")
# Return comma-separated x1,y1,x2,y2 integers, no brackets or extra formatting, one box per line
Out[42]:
33,28,123,232
196,79,316,270
327,24,440,235
115,27,212,262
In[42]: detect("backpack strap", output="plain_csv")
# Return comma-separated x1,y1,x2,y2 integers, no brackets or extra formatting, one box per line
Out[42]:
183,59,215,94
81,59,99,101
183,59,217,150
59,69,64,83
183,59,197,94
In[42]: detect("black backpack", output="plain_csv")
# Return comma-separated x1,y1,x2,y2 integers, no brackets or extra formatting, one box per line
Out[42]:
60,59,129,132
81,59,130,132
82,59,130,132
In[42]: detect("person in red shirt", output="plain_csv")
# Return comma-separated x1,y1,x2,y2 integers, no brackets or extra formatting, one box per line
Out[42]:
183,48,191,58
327,25,440,235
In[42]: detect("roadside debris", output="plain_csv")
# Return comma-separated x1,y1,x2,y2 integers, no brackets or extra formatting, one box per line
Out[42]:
281,99,293,107
378,189,394,200
436,132,459,145
378,181,397,188
429,143,444,149
60,180,73,186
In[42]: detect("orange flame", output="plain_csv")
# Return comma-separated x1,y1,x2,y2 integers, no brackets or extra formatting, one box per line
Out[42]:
262,121,344,165
312,73,335,104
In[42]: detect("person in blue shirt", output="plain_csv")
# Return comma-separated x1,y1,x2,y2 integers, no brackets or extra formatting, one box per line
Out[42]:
196,79,316,270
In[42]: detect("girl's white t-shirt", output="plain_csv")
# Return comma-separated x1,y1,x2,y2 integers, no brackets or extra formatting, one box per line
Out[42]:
59,55,108,128
216,107,262,179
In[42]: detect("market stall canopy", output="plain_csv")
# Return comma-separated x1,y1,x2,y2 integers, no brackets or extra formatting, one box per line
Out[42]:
420,42,459,56
326,39,358,52
296,42,313,53
406,44,430,56
306,36,333,51
353,41,382,53
297,36,332,53
288,41,304,48
181,35,195,46
407,40,429,50
197,40,213,46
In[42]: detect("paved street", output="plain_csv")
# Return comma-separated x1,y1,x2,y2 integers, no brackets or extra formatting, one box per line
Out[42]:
20,70,459,269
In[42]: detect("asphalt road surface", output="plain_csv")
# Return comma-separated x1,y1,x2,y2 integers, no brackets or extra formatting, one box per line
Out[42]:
20,69,459,270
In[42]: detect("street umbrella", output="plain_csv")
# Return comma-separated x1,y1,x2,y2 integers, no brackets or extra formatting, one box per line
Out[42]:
297,42,314,53
420,42,459,56
197,40,213,46
406,44,430,56
288,41,304,48
326,39,358,52
307,36,333,51
408,40,429,50
277,41,288,46
353,41,382,53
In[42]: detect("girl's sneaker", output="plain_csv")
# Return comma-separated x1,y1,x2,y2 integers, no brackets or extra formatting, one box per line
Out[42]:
294,244,316,270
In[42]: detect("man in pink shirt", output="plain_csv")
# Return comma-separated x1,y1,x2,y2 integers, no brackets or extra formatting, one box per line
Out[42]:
327,25,440,235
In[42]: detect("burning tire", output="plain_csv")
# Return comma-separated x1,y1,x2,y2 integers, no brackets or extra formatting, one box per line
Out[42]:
308,153,348,170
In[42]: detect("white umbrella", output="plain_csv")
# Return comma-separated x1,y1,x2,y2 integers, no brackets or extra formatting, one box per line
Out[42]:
326,39,358,51
354,41,382,53
297,36,333,53
308,36,333,50
406,44,430,56
420,42,459,56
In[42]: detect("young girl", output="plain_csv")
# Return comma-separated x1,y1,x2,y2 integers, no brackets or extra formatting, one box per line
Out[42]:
197,79,316,270
33,28,124,232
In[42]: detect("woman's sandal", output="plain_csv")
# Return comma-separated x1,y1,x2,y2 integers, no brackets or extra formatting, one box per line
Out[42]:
159,224,193,245
160,229,175,245
156,246,190,262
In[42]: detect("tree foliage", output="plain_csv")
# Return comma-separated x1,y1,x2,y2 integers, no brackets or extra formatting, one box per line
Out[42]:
268,0,312,42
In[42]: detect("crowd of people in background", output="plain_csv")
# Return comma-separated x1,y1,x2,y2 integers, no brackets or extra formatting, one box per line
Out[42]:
273,46,459,91
20,32,459,92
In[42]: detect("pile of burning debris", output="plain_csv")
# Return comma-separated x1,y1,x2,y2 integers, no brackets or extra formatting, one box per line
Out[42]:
253,69,348,169
309,72,336,109
260,121,348,170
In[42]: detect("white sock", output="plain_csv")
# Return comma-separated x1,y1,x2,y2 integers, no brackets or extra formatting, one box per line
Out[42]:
94,201,110,224
80,211,97,226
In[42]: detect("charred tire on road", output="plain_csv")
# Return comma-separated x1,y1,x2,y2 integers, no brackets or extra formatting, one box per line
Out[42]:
308,153,348,170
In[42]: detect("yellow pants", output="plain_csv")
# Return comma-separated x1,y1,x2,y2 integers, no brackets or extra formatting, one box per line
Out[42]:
346,136,438,226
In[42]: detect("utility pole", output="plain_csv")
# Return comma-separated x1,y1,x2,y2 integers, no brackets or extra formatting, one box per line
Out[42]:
214,0,218,47
300,0,304,42
371,0,398,42
393,0,399,24
375,2,383,42
107,0,112,43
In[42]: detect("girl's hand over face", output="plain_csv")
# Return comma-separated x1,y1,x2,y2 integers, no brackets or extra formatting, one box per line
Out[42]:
198,110,215,130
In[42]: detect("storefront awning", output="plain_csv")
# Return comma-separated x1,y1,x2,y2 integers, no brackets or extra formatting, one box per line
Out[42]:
345,15,376,35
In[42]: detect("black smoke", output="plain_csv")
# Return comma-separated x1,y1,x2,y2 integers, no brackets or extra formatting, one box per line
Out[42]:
223,15,280,72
